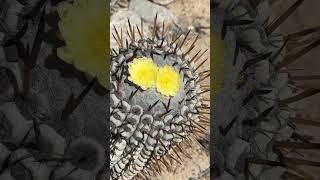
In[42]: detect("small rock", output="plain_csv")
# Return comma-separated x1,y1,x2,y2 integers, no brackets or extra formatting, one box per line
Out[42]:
110,10,147,49
129,0,176,23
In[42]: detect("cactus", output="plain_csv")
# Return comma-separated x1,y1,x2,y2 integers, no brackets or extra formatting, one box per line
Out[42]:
110,15,210,179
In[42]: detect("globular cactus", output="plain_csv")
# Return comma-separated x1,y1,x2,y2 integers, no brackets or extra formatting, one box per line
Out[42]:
110,16,210,179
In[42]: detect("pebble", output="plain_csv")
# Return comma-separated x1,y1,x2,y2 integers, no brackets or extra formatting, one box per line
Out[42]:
129,0,176,24
110,9,142,49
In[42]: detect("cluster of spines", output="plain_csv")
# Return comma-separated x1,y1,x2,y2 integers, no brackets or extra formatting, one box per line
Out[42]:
213,0,320,178
110,15,210,180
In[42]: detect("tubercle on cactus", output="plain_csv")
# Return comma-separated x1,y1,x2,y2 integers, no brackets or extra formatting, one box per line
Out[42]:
110,14,210,180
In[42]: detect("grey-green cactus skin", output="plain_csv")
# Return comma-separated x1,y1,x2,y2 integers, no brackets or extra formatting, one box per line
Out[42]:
110,19,208,179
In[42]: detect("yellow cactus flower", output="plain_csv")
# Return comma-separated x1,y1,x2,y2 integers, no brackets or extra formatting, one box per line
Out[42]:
128,57,158,90
127,57,181,96
57,0,108,89
156,65,180,96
